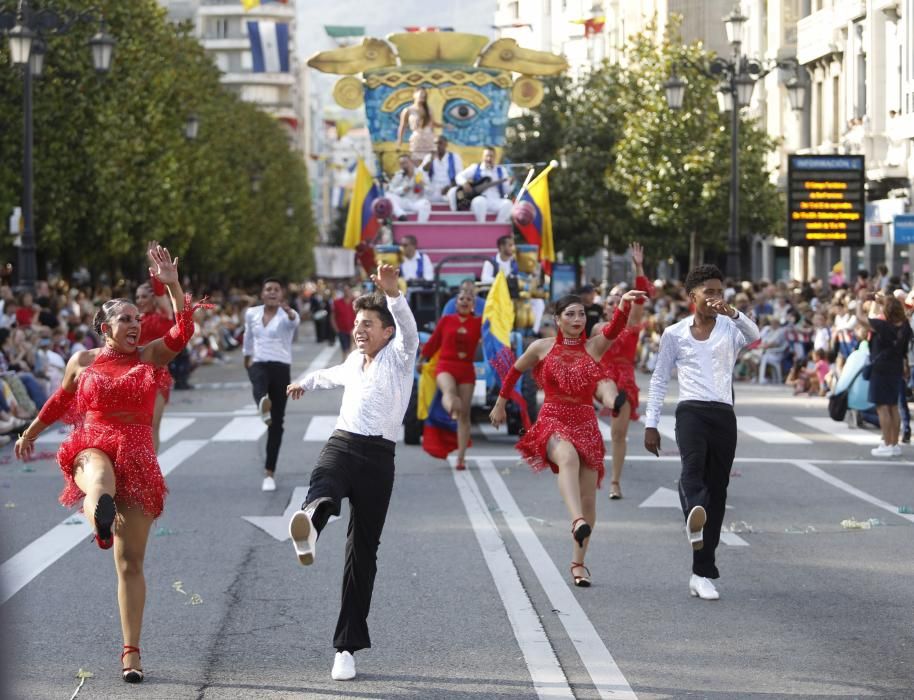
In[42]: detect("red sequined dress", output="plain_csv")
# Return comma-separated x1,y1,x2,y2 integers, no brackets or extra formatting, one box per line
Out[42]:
57,347,172,518
599,324,644,420
515,332,606,486
139,310,175,401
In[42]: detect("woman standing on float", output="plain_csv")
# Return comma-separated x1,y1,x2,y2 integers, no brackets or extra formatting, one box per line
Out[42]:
595,242,654,500
14,245,204,684
489,288,646,586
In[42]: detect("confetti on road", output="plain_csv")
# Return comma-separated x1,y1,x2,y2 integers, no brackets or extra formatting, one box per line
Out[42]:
173,580,203,605
63,517,82,525
727,520,753,533
4,502,15,508
155,527,179,537
899,505,913,514
69,668,93,700
840,517,885,530
784,525,817,534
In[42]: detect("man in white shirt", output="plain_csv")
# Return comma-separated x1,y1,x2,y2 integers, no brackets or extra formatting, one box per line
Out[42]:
453,146,513,223
243,278,300,492
387,154,431,222
643,264,760,601
420,135,463,206
481,235,545,332
286,263,418,682
398,234,435,283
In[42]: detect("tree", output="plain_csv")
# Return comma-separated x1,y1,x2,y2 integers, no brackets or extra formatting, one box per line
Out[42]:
608,22,784,270
0,0,317,286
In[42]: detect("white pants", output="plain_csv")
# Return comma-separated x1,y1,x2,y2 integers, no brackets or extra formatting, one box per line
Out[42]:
468,195,513,223
388,194,431,223
430,185,457,207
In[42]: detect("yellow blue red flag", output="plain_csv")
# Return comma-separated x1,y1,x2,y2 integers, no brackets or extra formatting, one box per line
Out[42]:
482,273,531,430
343,159,380,249
516,162,556,273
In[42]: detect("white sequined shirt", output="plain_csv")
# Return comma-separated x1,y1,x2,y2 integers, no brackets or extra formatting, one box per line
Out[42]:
298,294,419,442
644,312,760,428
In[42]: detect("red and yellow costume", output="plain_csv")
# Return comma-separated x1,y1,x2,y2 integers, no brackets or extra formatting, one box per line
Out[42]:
499,304,631,487
421,313,482,385
43,298,204,519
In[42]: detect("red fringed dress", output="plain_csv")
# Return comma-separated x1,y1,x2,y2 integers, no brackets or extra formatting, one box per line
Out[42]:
515,333,606,486
599,324,643,420
421,313,482,385
57,347,173,518
139,310,175,401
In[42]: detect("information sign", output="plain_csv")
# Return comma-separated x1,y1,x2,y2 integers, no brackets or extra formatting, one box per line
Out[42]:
787,155,865,246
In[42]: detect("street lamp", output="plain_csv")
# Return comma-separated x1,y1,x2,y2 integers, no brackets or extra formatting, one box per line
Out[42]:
1,2,114,290
665,4,807,280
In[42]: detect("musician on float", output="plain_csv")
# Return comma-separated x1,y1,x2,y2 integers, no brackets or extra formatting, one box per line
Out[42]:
420,135,463,208
398,235,435,284
453,146,513,223
387,155,432,223
480,236,546,333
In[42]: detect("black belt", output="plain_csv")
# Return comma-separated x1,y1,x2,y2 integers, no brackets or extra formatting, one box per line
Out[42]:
332,429,395,448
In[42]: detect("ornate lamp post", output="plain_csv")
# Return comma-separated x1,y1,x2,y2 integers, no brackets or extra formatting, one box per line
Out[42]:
665,4,806,280
1,1,114,290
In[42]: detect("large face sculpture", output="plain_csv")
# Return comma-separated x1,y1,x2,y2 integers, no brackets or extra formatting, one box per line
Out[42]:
309,33,567,174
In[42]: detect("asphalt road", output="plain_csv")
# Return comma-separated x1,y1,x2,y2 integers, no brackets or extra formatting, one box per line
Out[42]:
1,331,913,699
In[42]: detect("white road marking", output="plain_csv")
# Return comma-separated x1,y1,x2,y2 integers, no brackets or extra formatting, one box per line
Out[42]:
242,486,310,541
793,417,882,445
738,416,812,444
159,417,195,443
303,416,337,442
639,486,680,509
211,417,268,442
791,460,914,524
719,532,750,546
453,466,574,699
475,458,637,700
0,440,207,606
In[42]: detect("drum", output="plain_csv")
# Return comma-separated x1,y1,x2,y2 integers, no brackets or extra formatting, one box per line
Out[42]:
516,244,538,275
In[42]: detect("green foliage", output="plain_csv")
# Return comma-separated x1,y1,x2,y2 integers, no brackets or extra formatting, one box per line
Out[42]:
0,0,316,286
505,18,784,267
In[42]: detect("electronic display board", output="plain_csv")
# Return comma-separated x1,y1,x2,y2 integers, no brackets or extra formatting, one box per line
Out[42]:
787,155,865,246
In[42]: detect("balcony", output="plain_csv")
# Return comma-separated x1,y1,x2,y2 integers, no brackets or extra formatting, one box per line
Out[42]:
796,0,864,65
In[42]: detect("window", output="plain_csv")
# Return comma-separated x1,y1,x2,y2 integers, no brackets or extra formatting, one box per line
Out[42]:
508,1,519,19
831,75,840,144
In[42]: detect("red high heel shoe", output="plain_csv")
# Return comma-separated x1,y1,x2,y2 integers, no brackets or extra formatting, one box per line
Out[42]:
455,459,466,471
94,494,116,550
121,645,144,683
570,562,592,587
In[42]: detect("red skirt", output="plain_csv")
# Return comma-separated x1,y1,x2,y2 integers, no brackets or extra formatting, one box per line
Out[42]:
57,419,168,518
516,402,605,487
435,359,476,385
603,362,639,420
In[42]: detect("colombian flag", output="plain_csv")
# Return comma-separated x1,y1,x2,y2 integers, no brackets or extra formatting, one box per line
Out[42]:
343,159,380,250
483,272,531,431
515,162,556,274
418,343,473,459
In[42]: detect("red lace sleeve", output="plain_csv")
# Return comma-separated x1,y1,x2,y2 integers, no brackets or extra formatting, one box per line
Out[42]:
37,386,77,426
634,275,656,298
601,303,632,341
150,271,167,297
164,294,214,351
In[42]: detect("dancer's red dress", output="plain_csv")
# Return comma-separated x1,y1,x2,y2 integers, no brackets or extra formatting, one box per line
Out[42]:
57,347,173,518
599,324,643,420
515,333,606,486
421,313,482,385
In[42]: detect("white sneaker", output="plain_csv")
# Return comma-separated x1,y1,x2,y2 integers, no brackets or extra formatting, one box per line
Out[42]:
261,475,276,492
686,506,706,551
871,444,894,457
258,396,272,425
289,510,316,565
689,574,720,600
891,444,903,457
331,651,356,681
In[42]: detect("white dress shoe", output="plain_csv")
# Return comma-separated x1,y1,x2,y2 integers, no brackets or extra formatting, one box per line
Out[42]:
686,506,706,550
331,651,356,681
258,396,272,425
289,510,316,565
261,475,276,492
689,574,720,600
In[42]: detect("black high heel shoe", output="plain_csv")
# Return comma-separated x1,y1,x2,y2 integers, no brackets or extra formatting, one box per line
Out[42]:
94,494,116,550
571,517,591,546
121,645,144,683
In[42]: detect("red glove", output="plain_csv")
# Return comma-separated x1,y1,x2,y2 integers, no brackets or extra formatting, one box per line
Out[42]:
601,303,631,341
37,387,76,426
149,270,167,297
499,366,522,399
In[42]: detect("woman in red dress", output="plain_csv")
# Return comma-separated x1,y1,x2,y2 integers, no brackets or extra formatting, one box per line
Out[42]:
136,241,177,452
420,288,482,469
14,245,203,684
595,242,653,499
489,288,645,586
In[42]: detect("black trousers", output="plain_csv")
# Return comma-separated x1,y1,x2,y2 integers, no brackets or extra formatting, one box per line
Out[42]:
304,430,395,651
247,361,290,473
674,401,738,579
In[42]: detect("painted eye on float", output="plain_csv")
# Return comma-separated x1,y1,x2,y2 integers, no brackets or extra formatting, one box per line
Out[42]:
444,100,480,124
